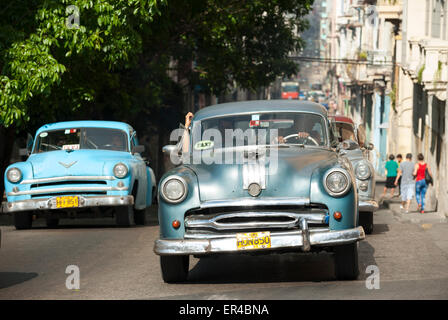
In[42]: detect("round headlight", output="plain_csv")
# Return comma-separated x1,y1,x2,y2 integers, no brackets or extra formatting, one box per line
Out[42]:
355,162,371,180
113,163,128,178
7,167,22,183
324,169,351,196
161,176,188,203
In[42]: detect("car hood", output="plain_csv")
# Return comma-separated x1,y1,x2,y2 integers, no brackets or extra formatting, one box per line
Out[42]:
185,147,338,201
343,148,364,162
27,150,132,179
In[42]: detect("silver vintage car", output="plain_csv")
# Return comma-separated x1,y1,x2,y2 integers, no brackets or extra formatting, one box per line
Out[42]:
154,100,366,282
330,115,378,234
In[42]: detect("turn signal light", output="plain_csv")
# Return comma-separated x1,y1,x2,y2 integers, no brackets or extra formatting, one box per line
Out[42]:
172,220,181,229
333,211,342,220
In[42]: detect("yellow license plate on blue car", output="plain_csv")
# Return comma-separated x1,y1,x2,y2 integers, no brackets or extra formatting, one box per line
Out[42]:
56,196,79,208
236,232,271,250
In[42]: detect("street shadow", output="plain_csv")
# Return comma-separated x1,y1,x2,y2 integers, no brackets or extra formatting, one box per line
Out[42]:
0,272,38,289
371,223,389,235
187,251,336,284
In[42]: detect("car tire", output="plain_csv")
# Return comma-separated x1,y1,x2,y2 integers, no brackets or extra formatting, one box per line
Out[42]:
160,255,189,283
359,211,373,234
115,206,134,227
334,243,359,280
14,211,33,230
46,218,59,228
134,208,146,226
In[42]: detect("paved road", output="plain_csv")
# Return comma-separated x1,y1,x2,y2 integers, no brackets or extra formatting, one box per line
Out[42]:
1,183,448,300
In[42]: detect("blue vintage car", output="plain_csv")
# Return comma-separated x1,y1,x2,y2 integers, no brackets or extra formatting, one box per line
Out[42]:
2,120,156,229
154,100,365,282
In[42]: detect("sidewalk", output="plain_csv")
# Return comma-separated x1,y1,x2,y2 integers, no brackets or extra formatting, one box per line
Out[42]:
376,176,447,224
380,194,447,224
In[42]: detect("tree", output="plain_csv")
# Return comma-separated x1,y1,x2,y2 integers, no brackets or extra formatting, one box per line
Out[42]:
0,0,313,196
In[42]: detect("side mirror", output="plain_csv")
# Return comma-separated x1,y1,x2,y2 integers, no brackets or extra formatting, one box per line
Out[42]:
162,145,178,155
132,145,145,154
163,145,182,166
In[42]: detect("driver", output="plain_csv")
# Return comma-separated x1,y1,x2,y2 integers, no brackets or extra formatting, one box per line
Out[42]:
277,114,322,145
111,135,125,150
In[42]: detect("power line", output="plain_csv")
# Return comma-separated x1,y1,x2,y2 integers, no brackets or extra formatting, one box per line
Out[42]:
289,56,394,67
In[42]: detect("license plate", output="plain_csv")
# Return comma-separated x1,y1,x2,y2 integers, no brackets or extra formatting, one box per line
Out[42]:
56,196,79,208
236,232,271,250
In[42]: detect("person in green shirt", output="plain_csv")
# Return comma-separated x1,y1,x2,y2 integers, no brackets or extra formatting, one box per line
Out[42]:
381,154,399,199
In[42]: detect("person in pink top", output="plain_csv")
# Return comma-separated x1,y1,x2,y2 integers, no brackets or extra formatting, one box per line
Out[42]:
413,153,433,214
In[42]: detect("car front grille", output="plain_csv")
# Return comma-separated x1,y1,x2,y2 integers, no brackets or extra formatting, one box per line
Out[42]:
184,204,329,238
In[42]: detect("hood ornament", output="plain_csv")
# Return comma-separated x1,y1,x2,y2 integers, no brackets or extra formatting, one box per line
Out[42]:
58,161,77,168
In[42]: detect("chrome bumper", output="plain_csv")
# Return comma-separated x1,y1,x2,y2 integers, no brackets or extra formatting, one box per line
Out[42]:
154,226,365,256
1,195,134,213
359,200,379,212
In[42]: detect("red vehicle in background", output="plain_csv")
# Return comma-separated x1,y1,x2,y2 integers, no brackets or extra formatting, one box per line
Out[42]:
281,81,300,99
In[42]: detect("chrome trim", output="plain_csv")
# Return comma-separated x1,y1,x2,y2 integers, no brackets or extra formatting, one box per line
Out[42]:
185,212,327,231
21,176,116,185
154,226,365,255
359,200,379,212
2,195,134,213
160,175,188,204
7,185,128,196
354,161,371,180
242,156,266,190
323,168,352,197
199,197,310,209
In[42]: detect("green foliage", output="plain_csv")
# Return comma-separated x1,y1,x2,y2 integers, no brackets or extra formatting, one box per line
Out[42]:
417,64,425,84
0,0,313,131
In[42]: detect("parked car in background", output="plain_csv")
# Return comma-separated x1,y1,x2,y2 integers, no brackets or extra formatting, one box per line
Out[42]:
155,100,365,283
2,121,156,229
330,115,377,234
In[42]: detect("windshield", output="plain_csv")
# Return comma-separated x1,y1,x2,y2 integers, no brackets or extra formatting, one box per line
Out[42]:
282,85,299,92
34,128,129,153
335,122,356,142
194,112,328,150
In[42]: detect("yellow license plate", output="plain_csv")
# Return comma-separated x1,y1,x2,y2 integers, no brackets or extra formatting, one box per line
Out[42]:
236,232,271,250
56,196,79,208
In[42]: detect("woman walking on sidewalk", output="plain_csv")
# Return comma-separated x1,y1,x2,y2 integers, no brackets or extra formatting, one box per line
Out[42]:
413,153,433,214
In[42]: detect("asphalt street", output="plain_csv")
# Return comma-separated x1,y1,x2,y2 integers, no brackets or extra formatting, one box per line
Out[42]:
0,182,447,300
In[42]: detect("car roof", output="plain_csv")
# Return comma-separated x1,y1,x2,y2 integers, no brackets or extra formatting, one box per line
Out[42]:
35,120,134,135
193,100,328,122
329,115,354,125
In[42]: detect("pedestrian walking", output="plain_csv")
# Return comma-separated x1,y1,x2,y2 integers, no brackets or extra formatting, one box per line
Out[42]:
413,153,433,214
395,153,414,213
396,154,403,196
382,154,399,199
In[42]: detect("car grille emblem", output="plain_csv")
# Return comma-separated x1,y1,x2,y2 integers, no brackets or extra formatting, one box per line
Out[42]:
58,161,77,168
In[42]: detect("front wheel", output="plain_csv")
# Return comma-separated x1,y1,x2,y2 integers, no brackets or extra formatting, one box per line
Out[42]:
14,211,33,230
334,243,359,280
160,255,189,283
115,206,134,227
359,211,373,234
